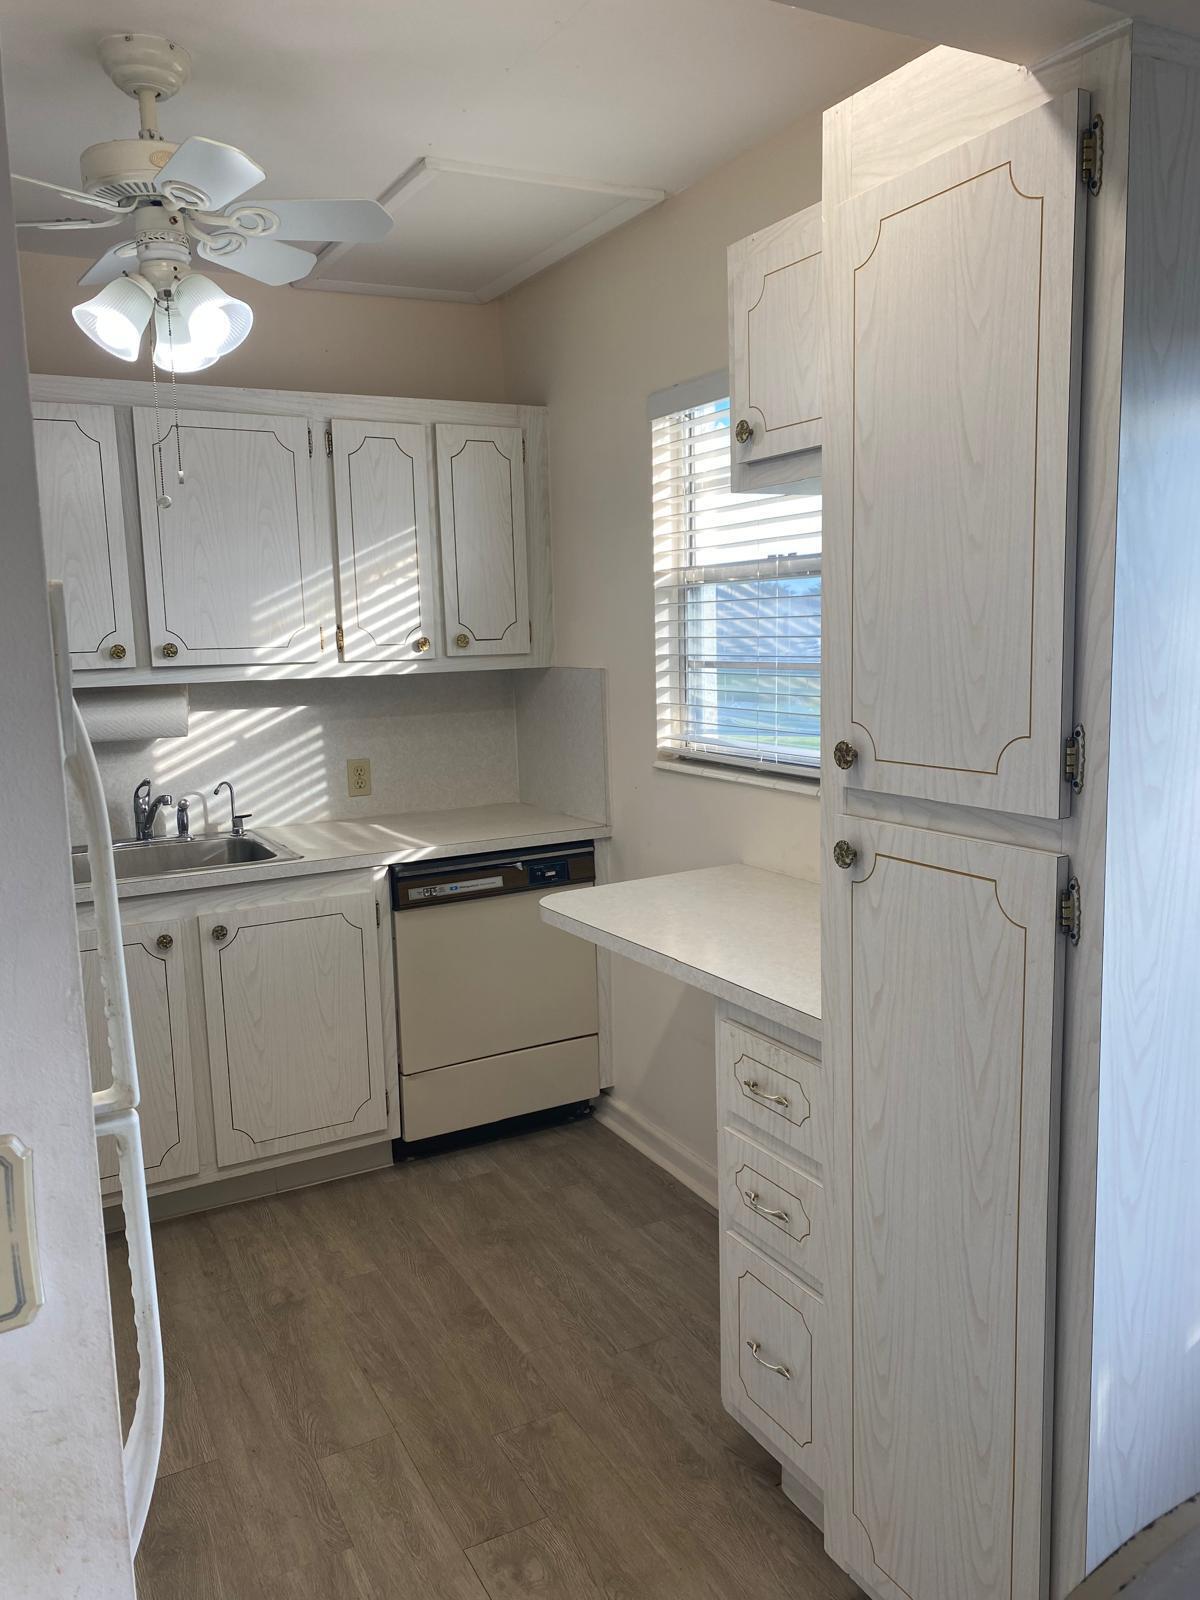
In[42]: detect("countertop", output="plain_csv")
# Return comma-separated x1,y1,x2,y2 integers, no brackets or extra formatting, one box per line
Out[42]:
540,863,820,1037
74,802,609,904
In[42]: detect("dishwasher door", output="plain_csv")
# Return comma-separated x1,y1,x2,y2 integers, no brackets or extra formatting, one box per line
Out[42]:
393,885,599,1075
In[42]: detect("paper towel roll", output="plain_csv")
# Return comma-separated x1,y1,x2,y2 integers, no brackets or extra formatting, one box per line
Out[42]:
76,687,189,743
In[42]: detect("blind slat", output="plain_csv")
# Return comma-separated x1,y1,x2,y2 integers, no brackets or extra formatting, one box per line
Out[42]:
651,397,821,774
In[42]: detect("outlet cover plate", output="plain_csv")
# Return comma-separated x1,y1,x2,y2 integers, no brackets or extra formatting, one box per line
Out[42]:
346,758,372,798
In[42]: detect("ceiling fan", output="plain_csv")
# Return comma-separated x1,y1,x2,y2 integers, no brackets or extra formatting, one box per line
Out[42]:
13,33,392,371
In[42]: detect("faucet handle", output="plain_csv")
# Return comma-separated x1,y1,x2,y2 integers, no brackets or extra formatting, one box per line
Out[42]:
232,812,253,838
176,798,191,840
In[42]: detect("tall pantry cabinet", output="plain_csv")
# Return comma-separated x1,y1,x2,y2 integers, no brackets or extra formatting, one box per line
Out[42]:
815,27,1200,1600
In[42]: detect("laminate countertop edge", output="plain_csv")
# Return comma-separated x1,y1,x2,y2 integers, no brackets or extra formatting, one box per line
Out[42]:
540,863,821,1039
73,802,610,905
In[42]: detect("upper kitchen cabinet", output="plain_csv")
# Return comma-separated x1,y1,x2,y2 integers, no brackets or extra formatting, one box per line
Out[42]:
331,418,438,661
728,201,822,493
435,422,531,657
822,92,1088,820
132,406,334,668
32,401,135,671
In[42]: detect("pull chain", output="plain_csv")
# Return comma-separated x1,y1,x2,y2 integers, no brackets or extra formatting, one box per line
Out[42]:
151,292,185,509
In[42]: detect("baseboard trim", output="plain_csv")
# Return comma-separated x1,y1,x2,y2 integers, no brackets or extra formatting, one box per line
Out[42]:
593,1093,718,1209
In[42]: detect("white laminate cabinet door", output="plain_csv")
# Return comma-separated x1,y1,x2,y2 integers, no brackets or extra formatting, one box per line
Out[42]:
823,817,1067,1600
721,1230,823,1484
435,423,530,657
823,91,1088,819
199,889,387,1166
331,418,439,661
79,917,198,1192
729,201,822,480
132,407,332,667
32,402,134,670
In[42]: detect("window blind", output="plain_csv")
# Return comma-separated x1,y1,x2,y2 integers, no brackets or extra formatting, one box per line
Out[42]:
652,397,821,774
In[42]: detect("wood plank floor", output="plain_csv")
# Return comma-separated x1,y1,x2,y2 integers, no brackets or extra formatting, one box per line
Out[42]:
108,1117,860,1599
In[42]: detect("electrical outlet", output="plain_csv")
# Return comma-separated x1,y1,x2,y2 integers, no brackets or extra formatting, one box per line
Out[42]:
346,758,372,798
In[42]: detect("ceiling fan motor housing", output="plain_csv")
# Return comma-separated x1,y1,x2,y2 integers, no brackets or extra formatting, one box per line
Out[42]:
80,139,179,205
97,33,192,102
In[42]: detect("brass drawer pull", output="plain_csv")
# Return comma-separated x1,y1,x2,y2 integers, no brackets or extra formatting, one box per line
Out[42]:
109,643,127,660
744,1189,789,1223
211,924,228,941
746,1340,791,1380
735,419,753,445
155,933,174,951
744,1078,789,1109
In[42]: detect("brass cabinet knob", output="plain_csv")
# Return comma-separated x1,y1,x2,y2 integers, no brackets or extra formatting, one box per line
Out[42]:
414,636,431,653
109,643,127,660
455,632,470,649
833,740,858,770
735,419,754,445
833,840,858,870
211,924,228,941
156,933,173,951
161,642,179,658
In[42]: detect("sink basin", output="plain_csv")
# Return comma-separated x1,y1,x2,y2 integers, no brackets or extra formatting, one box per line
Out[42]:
72,831,300,887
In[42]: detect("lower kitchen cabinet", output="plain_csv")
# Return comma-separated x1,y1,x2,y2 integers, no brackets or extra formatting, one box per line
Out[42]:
79,916,198,1192
198,886,388,1167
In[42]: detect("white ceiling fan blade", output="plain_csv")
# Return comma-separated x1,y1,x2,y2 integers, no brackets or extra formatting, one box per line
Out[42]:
196,235,317,286
227,198,391,244
16,215,127,232
155,136,265,211
78,242,141,288
12,173,124,213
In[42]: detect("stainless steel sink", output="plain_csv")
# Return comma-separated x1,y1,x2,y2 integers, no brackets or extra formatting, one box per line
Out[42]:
72,831,300,887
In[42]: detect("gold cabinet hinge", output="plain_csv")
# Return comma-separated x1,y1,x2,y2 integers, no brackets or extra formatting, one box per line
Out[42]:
1064,723,1085,794
529,620,533,645
307,424,314,458
1059,876,1081,944
325,427,333,456
1081,115,1103,195
522,436,526,463
335,624,345,653
375,899,381,927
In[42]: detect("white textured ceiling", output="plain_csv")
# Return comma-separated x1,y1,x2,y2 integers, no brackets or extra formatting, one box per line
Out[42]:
0,0,919,296
770,0,1200,62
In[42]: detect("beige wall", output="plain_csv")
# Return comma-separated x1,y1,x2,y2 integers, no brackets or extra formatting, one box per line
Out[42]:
501,110,828,1192
19,251,507,401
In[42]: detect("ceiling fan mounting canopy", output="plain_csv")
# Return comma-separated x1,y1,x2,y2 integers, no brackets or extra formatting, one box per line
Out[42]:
96,33,192,103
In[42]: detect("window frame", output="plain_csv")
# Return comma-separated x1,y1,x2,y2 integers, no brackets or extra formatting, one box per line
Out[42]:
649,379,822,783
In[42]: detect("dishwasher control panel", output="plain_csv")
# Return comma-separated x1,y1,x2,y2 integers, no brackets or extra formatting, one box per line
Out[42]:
392,842,595,910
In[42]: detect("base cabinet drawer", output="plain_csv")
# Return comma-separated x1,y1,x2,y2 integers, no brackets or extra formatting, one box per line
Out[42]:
401,1035,599,1142
718,1018,825,1165
720,1127,826,1292
721,1231,822,1484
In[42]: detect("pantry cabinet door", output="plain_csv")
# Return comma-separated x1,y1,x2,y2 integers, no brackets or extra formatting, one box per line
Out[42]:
331,419,438,661
729,201,822,480
32,402,135,671
823,91,1088,819
79,918,198,1193
133,407,333,668
823,817,1066,1600
436,423,530,657
199,890,387,1166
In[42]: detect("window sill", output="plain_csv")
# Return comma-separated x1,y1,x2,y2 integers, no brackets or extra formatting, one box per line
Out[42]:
653,757,820,798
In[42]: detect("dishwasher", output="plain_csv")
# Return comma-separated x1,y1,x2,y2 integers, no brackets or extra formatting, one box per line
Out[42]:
391,842,599,1142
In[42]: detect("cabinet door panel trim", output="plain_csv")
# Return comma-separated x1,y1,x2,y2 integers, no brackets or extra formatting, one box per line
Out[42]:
747,248,823,434
214,910,374,1146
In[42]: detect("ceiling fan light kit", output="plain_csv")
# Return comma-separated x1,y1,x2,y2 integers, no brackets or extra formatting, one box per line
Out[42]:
15,32,391,371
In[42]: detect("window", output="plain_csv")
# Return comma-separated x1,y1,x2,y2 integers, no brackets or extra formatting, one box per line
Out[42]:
652,395,821,776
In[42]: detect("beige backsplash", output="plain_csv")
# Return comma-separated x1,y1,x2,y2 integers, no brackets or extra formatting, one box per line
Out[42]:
72,666,609,845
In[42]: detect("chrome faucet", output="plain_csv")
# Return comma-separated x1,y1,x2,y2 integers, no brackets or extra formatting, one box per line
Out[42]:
132,777,175,842
214,780,252,837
